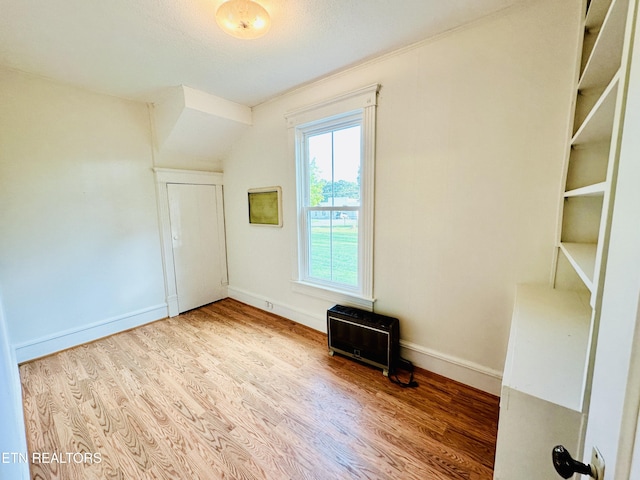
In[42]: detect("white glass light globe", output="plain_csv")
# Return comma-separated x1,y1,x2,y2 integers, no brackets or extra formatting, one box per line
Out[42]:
216,0,271,40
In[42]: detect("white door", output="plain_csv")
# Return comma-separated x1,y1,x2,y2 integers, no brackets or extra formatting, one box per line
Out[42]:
167,183,224,313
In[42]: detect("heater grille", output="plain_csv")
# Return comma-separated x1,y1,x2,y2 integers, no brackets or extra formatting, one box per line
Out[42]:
327,305,399,376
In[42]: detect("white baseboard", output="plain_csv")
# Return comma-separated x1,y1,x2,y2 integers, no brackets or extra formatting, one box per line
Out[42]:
228,286,326,332
13,304,168,364
227,286,502,396
399,340,502,396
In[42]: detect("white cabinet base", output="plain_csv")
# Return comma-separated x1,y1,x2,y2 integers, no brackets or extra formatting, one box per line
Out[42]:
494,387,585,480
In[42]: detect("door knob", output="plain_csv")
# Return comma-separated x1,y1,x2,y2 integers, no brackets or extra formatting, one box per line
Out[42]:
552,445,595,478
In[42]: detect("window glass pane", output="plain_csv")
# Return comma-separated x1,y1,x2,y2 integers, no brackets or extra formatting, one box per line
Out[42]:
308,211,358,287
307,126,361,208
331,126,361,207
330,210,358,286
308,132,331,207
308,214,332,282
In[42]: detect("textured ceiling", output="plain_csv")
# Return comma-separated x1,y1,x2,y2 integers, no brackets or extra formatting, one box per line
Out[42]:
0,0,526,107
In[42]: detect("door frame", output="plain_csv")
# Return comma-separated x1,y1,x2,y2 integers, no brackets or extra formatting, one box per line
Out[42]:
609,284,640,479
154,168,228,317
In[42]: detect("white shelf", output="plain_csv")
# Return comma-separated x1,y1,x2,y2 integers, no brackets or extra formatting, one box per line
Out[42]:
502,284,591,411
572,73,619,145
579,0,628,90
564,181,606,197
560,242,597,291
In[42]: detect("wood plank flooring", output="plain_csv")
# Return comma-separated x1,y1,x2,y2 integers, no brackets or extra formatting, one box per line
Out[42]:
20,298,499,479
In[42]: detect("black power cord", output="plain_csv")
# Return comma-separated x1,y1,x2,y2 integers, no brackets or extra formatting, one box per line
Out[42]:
368,305,418,389
389,357,418,388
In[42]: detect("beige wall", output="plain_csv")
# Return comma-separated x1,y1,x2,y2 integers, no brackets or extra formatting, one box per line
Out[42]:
223,0,582,393
0,68,167,350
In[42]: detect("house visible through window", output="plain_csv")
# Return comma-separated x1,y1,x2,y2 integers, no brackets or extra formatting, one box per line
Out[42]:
287,84,378,306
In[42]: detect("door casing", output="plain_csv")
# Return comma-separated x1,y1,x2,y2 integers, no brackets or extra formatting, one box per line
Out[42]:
154,168,228,317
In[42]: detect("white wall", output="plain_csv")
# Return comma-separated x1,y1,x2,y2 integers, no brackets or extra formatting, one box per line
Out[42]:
0,297,29,480
150,85,250,173
0,68,167,358
223,0,581,393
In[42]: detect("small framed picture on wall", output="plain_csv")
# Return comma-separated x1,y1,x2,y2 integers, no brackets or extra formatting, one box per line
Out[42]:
248,186,282,227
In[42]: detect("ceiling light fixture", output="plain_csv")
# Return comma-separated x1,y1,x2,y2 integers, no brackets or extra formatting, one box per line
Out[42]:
216,0,271,40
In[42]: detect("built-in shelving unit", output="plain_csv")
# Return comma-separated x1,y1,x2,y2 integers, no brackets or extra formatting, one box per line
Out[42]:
494,0,636,477
560,0,629,308
501,285,591,412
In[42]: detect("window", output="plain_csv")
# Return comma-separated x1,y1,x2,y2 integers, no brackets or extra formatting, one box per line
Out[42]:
302,117,362,287
286,85,378,306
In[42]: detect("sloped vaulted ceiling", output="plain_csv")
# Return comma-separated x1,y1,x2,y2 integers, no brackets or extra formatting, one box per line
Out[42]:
0,0,527,161
0,0,527,107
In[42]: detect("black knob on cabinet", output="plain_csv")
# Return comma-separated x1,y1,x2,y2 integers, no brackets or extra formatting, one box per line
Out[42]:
552,445,594,478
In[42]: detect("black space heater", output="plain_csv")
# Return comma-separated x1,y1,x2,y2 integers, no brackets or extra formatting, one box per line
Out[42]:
327,305,399,376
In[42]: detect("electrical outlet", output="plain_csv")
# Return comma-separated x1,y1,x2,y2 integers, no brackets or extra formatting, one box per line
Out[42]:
591,447,605,480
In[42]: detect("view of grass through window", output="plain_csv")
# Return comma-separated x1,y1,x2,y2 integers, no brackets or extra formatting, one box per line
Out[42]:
307,125,361,286
309,218,358,286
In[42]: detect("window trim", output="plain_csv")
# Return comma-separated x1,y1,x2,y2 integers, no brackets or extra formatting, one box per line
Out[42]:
285,84,379,308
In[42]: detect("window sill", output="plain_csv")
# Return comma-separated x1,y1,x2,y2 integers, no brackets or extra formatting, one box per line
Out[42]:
291,280,375,310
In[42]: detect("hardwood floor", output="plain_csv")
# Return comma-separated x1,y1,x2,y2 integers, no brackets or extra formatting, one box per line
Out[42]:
20,299,499,479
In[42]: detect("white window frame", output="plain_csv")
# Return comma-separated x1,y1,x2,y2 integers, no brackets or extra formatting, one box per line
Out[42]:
285,84,379,309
